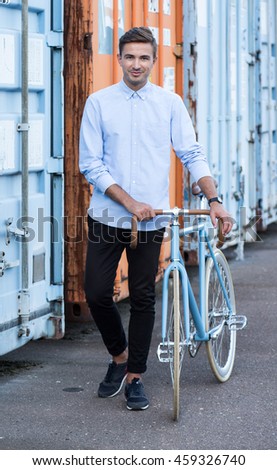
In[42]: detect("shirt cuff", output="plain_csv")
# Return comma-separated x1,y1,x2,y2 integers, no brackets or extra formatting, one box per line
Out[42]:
95,173,117,194
189,162,212,183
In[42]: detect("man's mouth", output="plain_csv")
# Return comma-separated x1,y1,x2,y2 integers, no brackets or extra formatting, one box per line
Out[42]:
130,70,142,76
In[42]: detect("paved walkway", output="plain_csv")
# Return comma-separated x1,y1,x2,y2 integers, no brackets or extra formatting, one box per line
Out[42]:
0,224,277,450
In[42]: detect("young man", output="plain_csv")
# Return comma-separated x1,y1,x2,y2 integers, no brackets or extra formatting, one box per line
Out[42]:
79,27,232,411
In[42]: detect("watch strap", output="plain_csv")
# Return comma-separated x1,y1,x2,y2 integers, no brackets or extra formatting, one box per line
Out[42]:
208,197,222,206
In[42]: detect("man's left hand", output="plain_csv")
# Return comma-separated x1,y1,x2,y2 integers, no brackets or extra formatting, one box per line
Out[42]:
209,202,234,236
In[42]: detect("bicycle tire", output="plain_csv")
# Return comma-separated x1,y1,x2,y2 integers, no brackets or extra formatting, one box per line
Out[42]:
165,269,187,420
205,249,237,382
173,269,180,419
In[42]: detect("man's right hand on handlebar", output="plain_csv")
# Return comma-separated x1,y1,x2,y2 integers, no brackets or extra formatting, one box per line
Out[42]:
127,201,156,221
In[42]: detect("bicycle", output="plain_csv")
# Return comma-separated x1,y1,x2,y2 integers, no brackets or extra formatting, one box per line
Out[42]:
131,188,247,421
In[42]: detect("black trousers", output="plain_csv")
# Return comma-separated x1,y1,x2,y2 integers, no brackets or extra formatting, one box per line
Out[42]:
84,217,164,374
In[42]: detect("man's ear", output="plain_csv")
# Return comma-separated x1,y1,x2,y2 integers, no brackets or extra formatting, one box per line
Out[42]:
117,54,122,66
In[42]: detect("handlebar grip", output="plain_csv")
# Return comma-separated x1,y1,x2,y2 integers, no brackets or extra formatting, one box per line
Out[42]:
216,218,225,248
130,215,138,249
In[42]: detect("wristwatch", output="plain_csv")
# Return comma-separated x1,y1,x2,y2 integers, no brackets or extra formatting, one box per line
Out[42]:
208,196,223,206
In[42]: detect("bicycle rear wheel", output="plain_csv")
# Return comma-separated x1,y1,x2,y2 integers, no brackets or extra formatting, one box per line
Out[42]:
205,249,236,382
166,269,185,420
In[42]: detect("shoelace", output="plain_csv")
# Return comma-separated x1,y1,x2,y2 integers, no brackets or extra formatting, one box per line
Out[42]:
129,380,143,396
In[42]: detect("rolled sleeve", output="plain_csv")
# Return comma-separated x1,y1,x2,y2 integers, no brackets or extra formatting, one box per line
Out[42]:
171,95,212,181
187,159,212,183
91,171,116,194
79,96,116,193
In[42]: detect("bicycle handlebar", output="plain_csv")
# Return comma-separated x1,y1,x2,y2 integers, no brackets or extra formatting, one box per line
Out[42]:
130,209,225,250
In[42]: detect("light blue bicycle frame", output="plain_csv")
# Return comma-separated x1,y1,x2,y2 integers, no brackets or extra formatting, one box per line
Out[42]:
161,218,233,345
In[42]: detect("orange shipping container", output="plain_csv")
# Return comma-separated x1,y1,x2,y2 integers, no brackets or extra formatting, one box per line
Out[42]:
64,0,184,322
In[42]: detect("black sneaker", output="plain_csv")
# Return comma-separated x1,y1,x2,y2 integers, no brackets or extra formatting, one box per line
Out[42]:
124,378,149,410
98,361,127,398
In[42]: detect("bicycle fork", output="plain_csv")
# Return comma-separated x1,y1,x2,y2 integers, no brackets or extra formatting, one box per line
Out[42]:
157,261,189,363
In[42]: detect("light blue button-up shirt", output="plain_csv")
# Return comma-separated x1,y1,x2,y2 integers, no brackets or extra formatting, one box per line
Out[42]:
79,80,211,230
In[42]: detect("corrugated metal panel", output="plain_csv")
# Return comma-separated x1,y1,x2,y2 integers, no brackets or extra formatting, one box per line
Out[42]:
64,0,183,321
183,0,277,255
255,0,277,229
0,0,64,355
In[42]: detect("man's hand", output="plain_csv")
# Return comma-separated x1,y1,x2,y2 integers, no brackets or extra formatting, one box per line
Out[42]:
105,184,155,221
209,202,233,236
126,201,156,221
197,176,234,235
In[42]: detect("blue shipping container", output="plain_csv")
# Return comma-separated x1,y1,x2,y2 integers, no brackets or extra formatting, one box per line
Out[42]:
0,0,64,355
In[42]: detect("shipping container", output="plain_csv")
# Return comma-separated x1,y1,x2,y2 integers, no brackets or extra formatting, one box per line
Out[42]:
255,0,277,229
183,0,277,260
64,0,184,322
1,0,277,340
0,0,64,355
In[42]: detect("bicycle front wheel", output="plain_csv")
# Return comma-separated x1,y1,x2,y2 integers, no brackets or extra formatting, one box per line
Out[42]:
166,269,185,420
205,249,236,382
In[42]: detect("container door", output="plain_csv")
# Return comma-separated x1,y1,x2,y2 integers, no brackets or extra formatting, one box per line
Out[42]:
0,0,64,356
184,0,259,256
255,0,277,229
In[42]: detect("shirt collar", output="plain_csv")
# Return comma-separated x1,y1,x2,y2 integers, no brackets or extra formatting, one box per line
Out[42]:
119,79,151,100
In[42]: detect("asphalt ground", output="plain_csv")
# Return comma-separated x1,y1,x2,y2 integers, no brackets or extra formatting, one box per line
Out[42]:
0,224,277,451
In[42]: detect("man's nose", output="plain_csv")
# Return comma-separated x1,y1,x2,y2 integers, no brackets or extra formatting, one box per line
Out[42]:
133,58,141,69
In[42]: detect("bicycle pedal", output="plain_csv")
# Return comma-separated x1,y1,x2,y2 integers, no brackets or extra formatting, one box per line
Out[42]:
157,343,172,363
228,315,248,331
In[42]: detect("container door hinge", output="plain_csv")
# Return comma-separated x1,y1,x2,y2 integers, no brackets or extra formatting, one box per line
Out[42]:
47,284,64,302
246,53,256,66
47,31,63,48
47,157,64,175
0,251,20,277
18,290,31,337
17,123,30,132
248,130,255,143
173,43,183,58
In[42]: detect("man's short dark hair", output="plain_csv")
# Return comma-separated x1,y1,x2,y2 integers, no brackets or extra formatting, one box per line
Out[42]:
119,27,157,58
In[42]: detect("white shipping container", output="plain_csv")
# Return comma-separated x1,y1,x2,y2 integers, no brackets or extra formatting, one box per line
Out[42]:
0,0,64,355
183,0,277,254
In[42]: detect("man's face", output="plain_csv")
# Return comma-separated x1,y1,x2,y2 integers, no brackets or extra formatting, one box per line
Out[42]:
117,42,157,91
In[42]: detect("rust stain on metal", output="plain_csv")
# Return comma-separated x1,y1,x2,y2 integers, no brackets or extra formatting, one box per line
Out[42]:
64,0,93,306
49,316,64,339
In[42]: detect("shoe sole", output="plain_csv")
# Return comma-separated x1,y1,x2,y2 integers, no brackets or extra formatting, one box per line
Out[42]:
126,402,149,411
98,373,127,398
